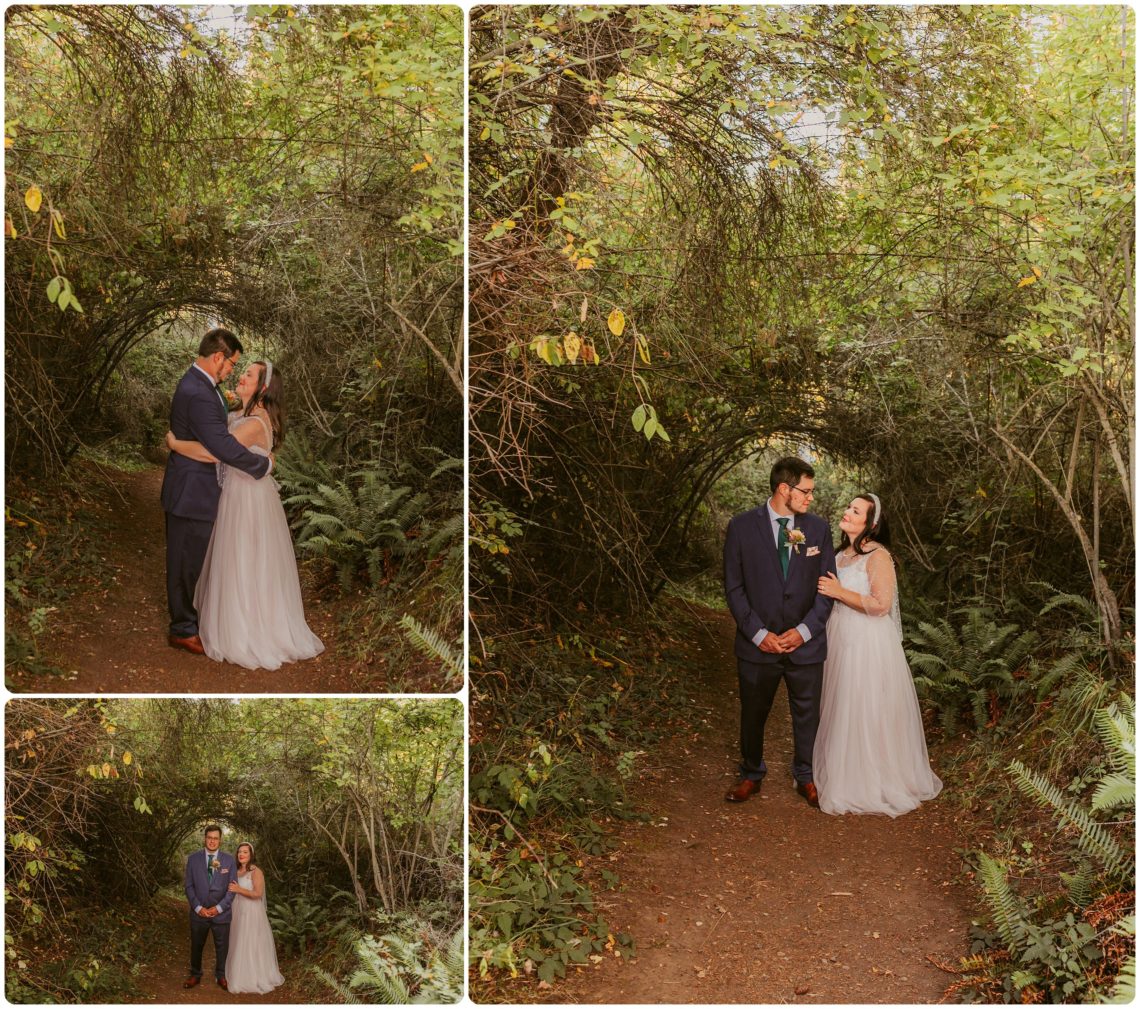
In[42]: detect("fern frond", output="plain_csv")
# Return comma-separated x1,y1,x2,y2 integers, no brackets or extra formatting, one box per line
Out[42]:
977,851,1028,951
400,615,462,680
1008,760,1130,881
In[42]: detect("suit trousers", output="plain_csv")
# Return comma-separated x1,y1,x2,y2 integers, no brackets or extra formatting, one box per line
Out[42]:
189,914,230,979
737,655,823,784
165,512,214,637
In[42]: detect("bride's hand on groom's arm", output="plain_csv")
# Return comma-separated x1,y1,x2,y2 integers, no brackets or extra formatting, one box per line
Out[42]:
817,572,843,600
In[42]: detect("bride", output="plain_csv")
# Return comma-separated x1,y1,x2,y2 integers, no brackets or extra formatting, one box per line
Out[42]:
165,361,324,670
226,842,284,994
813,493,942,817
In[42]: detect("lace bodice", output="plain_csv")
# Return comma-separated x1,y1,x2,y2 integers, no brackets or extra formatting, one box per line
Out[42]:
236,871,254,891
229,411,273,454
835,546,902,635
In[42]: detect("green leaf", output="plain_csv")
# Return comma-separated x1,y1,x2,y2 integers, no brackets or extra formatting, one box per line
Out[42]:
631,404,646,432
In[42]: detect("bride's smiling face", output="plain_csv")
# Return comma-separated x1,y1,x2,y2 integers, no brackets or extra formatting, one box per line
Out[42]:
839,498,870,538
236,844,252,868
235,366,261,404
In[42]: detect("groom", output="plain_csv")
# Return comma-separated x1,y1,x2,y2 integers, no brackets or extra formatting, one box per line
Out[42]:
160,328,272,655
722,457,837,807
183,824,236,990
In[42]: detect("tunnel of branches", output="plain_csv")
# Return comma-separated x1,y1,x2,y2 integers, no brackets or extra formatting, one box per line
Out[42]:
5,700,464,924
5,4,462,479
468,6,1133,654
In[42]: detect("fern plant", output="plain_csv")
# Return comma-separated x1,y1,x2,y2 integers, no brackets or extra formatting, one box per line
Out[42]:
907,605,1039,732
956,702,1136,1003
315,928,463,1004
400,614,462,686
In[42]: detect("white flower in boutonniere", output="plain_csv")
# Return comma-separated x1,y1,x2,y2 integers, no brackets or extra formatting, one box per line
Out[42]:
787,529,807,553
210,857,221,872
222,388,239,409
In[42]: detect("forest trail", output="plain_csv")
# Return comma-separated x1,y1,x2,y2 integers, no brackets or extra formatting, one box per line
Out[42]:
133,893,307,1004
539,603,972,1005
10,466,369,694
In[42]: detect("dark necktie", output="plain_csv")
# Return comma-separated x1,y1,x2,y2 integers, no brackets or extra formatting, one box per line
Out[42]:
777,517,790,577
207,852,214,881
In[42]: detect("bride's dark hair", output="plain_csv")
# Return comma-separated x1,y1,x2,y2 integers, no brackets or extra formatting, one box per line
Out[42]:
243,361,285,446
838,493,892,554
235,841,256,872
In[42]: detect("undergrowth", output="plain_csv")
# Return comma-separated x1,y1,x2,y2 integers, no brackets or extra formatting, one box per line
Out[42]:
468,601,703,993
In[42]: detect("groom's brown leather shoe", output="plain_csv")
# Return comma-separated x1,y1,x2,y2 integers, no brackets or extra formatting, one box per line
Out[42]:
796,781,820,808
183,976,200,988
216,978,228,990
168,634,205,655
725,778,762,802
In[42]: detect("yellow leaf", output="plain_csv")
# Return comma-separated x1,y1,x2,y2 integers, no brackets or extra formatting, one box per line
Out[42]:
4,136,12,149
769,158,780,170
411,161,429,173
637,336,651,364
423,152,433,165
579,296,588,323
1017,275,1036,288
122,751,132,765
479,125,490,141
503,219,516,230
575,256,595,270
5,215,16,239
51,210,66,240
607,308,625,337
373,358,383,369
102,762,112,778
1031,266,1042,278
24,185,42,213
564,331,581,364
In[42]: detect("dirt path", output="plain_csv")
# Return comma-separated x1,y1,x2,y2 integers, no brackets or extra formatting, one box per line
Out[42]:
132,894,308,1004
530,604,972,1004
10,466,376,694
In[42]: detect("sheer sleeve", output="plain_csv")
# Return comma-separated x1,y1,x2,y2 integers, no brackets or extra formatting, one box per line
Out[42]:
851,548,896,617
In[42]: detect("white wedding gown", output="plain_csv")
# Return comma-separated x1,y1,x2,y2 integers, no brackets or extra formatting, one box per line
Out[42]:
814,547,942,817
195,414,325,670
227,871,284,994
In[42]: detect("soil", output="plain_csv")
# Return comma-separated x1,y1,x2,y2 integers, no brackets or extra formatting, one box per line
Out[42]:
130,894,309,1005
502,603,974,1005
9,466,432,694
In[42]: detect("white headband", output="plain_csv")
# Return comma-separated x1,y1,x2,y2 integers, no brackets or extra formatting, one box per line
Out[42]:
868,493,882,529
262,360,273,392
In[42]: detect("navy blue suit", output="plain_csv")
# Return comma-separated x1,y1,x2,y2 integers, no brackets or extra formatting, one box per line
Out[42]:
184,848,237,979
160,366,270,637
724,506,837,783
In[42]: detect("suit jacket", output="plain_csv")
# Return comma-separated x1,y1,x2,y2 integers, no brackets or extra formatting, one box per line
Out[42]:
723,507,838,664
184,848,237,923
160,366,271,521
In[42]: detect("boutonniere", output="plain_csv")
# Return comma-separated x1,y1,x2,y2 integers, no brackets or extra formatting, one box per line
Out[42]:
210,857,221,872
222,388,240,409
787,529,807,553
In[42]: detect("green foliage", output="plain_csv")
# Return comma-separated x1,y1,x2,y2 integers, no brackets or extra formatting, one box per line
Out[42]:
399,615,462,687
316,928,464,1004
907,605,1039,732
268,894,348,956
952,703,1135,1002
278,444,461,595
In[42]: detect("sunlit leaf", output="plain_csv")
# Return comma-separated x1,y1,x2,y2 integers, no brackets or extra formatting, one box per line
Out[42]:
607,308,625,337
24,185,42,213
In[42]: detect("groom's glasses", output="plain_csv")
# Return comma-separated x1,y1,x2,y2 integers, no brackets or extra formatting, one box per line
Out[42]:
789,485,815,498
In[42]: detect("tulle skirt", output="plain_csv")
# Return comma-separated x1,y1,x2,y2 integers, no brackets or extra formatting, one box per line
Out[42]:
228,894,284,994
814,604,942,817
195,469,324,670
